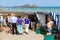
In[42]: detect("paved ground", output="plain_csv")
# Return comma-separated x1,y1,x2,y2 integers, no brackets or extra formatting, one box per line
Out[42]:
0,28,44,40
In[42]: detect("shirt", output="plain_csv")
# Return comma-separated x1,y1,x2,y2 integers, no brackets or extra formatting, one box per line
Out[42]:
25,18,29,24
17,18,22,25
10,16,17,23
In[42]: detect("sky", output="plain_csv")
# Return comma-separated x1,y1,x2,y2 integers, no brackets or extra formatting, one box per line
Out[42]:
0,0,60,7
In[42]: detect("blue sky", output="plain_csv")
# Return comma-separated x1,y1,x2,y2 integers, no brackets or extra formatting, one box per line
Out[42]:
0,0,60,7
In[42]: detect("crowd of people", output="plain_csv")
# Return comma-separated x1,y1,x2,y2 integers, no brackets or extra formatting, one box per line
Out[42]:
0,13,30,35
0,13,58,35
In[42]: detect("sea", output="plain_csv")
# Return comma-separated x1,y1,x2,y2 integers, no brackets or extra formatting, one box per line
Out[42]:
0,7,60,15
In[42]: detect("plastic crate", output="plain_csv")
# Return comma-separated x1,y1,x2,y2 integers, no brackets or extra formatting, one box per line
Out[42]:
36,29,40,34
36,28,47,34
44,35,54,40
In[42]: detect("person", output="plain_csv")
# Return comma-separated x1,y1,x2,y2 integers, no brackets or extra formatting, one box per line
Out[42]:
10,14,18,35
47,16,54,33
0,16,3,32
58,21,60,36
6,14,12,33
3,18,6,26
17,16,23,35
24,16,30,34
58,21,60,32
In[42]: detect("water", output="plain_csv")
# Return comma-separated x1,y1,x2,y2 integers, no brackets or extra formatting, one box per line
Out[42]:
0,7,60,14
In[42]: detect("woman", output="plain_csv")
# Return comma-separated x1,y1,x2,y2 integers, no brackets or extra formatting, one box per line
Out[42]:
17,16,23,35
47,16,54,33
6,14,11,33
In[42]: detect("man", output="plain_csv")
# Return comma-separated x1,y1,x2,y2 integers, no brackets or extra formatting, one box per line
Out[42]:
24,16,30,34
10,14,18,35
